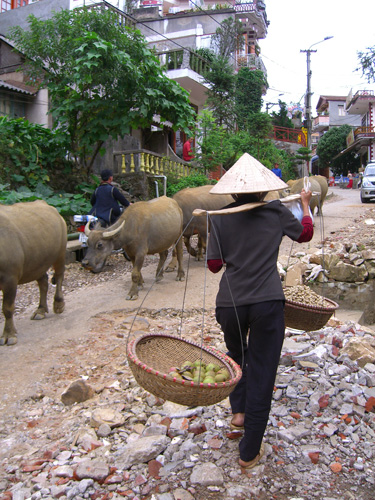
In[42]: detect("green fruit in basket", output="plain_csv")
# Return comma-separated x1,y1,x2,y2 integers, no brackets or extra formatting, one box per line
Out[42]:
193,359,205,368
181,360,193,369
193,374,203,383
169,371,182,379
203,376,215,384
217,368,230,379
205,363,217,372
215,373,227,383
205,370,216,378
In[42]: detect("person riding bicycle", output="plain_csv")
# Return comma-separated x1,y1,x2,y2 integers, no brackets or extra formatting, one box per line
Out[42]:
90,169,130,227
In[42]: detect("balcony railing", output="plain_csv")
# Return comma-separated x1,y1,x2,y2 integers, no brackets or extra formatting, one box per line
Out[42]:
156,49,210,77
354,126,375,140
270,126,306,147
236,53,267,75
84,1,136,29
312,115,329,131
112,149,203,178
346,89,375,109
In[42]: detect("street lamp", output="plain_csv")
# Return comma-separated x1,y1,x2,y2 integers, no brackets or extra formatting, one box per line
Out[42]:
265,94,284,113
300,36,333,175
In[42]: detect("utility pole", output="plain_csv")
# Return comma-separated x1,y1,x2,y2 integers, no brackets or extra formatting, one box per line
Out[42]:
300,48,316,176
300,36,333,176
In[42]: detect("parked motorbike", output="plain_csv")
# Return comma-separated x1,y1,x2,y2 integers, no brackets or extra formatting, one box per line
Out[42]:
73,214,99,249
72,213,130,261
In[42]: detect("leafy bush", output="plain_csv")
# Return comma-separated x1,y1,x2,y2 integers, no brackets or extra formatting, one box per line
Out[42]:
0,116,72,190
0,183,93,228
166,174,214,197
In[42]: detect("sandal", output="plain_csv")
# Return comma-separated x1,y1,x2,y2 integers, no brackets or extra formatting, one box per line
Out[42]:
230,422,244,431
239,443,265,470
230,412,245,431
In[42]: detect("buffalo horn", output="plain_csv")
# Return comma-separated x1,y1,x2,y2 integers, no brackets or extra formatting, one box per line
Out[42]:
84,221,91,236
103,221,125,239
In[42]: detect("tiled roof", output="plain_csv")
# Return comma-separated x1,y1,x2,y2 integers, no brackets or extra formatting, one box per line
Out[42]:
0,79,38,95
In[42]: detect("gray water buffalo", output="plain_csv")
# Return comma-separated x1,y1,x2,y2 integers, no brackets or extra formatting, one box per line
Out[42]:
0,200,67,346
167,185,233,270
82,196,185,300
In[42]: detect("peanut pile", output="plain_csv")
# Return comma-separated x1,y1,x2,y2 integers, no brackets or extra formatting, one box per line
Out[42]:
284,285,334,308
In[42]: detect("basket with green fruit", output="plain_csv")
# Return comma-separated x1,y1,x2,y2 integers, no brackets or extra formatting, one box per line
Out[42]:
127,333,242,406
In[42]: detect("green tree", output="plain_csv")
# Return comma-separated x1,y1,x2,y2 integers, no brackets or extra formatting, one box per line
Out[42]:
8,8,195,177
195,110,237,171
316,125,360,175
271,100,294,129
210,17,244,59
235,68,266,129
247,112,273,157
357,45,375,83
203,55,236,129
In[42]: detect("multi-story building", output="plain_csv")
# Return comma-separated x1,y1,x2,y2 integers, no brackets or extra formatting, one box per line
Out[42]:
0,0,269,170
312,95,362,146
336,90,375,167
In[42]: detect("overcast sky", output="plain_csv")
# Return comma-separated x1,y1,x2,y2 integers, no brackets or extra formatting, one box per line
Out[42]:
260,0,375,115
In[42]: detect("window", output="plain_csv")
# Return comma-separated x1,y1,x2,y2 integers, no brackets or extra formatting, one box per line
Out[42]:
338,104,345,116
1,0,29,11
1,0,11,11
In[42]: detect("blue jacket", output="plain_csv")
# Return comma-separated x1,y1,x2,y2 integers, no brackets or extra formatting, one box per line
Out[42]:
90,182,129,225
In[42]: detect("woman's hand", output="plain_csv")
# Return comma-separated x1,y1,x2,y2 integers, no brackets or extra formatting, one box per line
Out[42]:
300,189,312,216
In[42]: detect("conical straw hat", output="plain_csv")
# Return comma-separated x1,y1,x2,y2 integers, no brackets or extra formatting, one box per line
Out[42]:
210,153,288,194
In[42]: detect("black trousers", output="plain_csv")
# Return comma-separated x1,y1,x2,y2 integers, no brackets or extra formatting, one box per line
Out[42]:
216,300,285,461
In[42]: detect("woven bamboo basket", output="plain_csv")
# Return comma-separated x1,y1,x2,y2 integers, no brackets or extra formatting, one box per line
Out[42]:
127,333,242,406
284,297,339,331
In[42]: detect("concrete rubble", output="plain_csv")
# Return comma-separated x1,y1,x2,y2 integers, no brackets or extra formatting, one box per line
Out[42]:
1,204,375,500
0,309,374,500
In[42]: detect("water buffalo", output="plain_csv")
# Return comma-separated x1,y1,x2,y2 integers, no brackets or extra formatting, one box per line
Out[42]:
0,200,67,346
288,177,322,215
166,185,233,270
311,175,328,214
82,196,185,300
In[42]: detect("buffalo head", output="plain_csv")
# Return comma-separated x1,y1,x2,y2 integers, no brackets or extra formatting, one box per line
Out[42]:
82,221,125,273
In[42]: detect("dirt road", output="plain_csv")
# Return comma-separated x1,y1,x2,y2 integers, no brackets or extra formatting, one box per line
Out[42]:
0,186,368,410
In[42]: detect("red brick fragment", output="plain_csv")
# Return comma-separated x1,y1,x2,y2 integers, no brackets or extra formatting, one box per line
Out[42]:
290,412,301,420
318,394,330,409
365,397,375,413
148,460,162,479
308,452,319,464
330,462,342,473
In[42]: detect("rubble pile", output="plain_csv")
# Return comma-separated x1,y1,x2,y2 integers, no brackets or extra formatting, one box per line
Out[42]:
0,309,374,500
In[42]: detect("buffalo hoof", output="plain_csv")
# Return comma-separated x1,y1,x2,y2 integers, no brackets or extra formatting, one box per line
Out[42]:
54,301,65,314
165,265,176,273
7,336,17,346
176,273,185,282
30,310,47,320
126,294,138,301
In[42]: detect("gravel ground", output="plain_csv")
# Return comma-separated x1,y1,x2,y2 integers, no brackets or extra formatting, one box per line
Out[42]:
1,195,375,500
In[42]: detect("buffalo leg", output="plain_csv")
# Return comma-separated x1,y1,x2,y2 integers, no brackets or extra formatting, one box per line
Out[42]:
165,248,177,272
175,237,185,282
53,257,65,315
127,255,145,300
1,278,18,346
196,234,206,261
31,273,49,320
184,235,197,257
155,250,168,282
